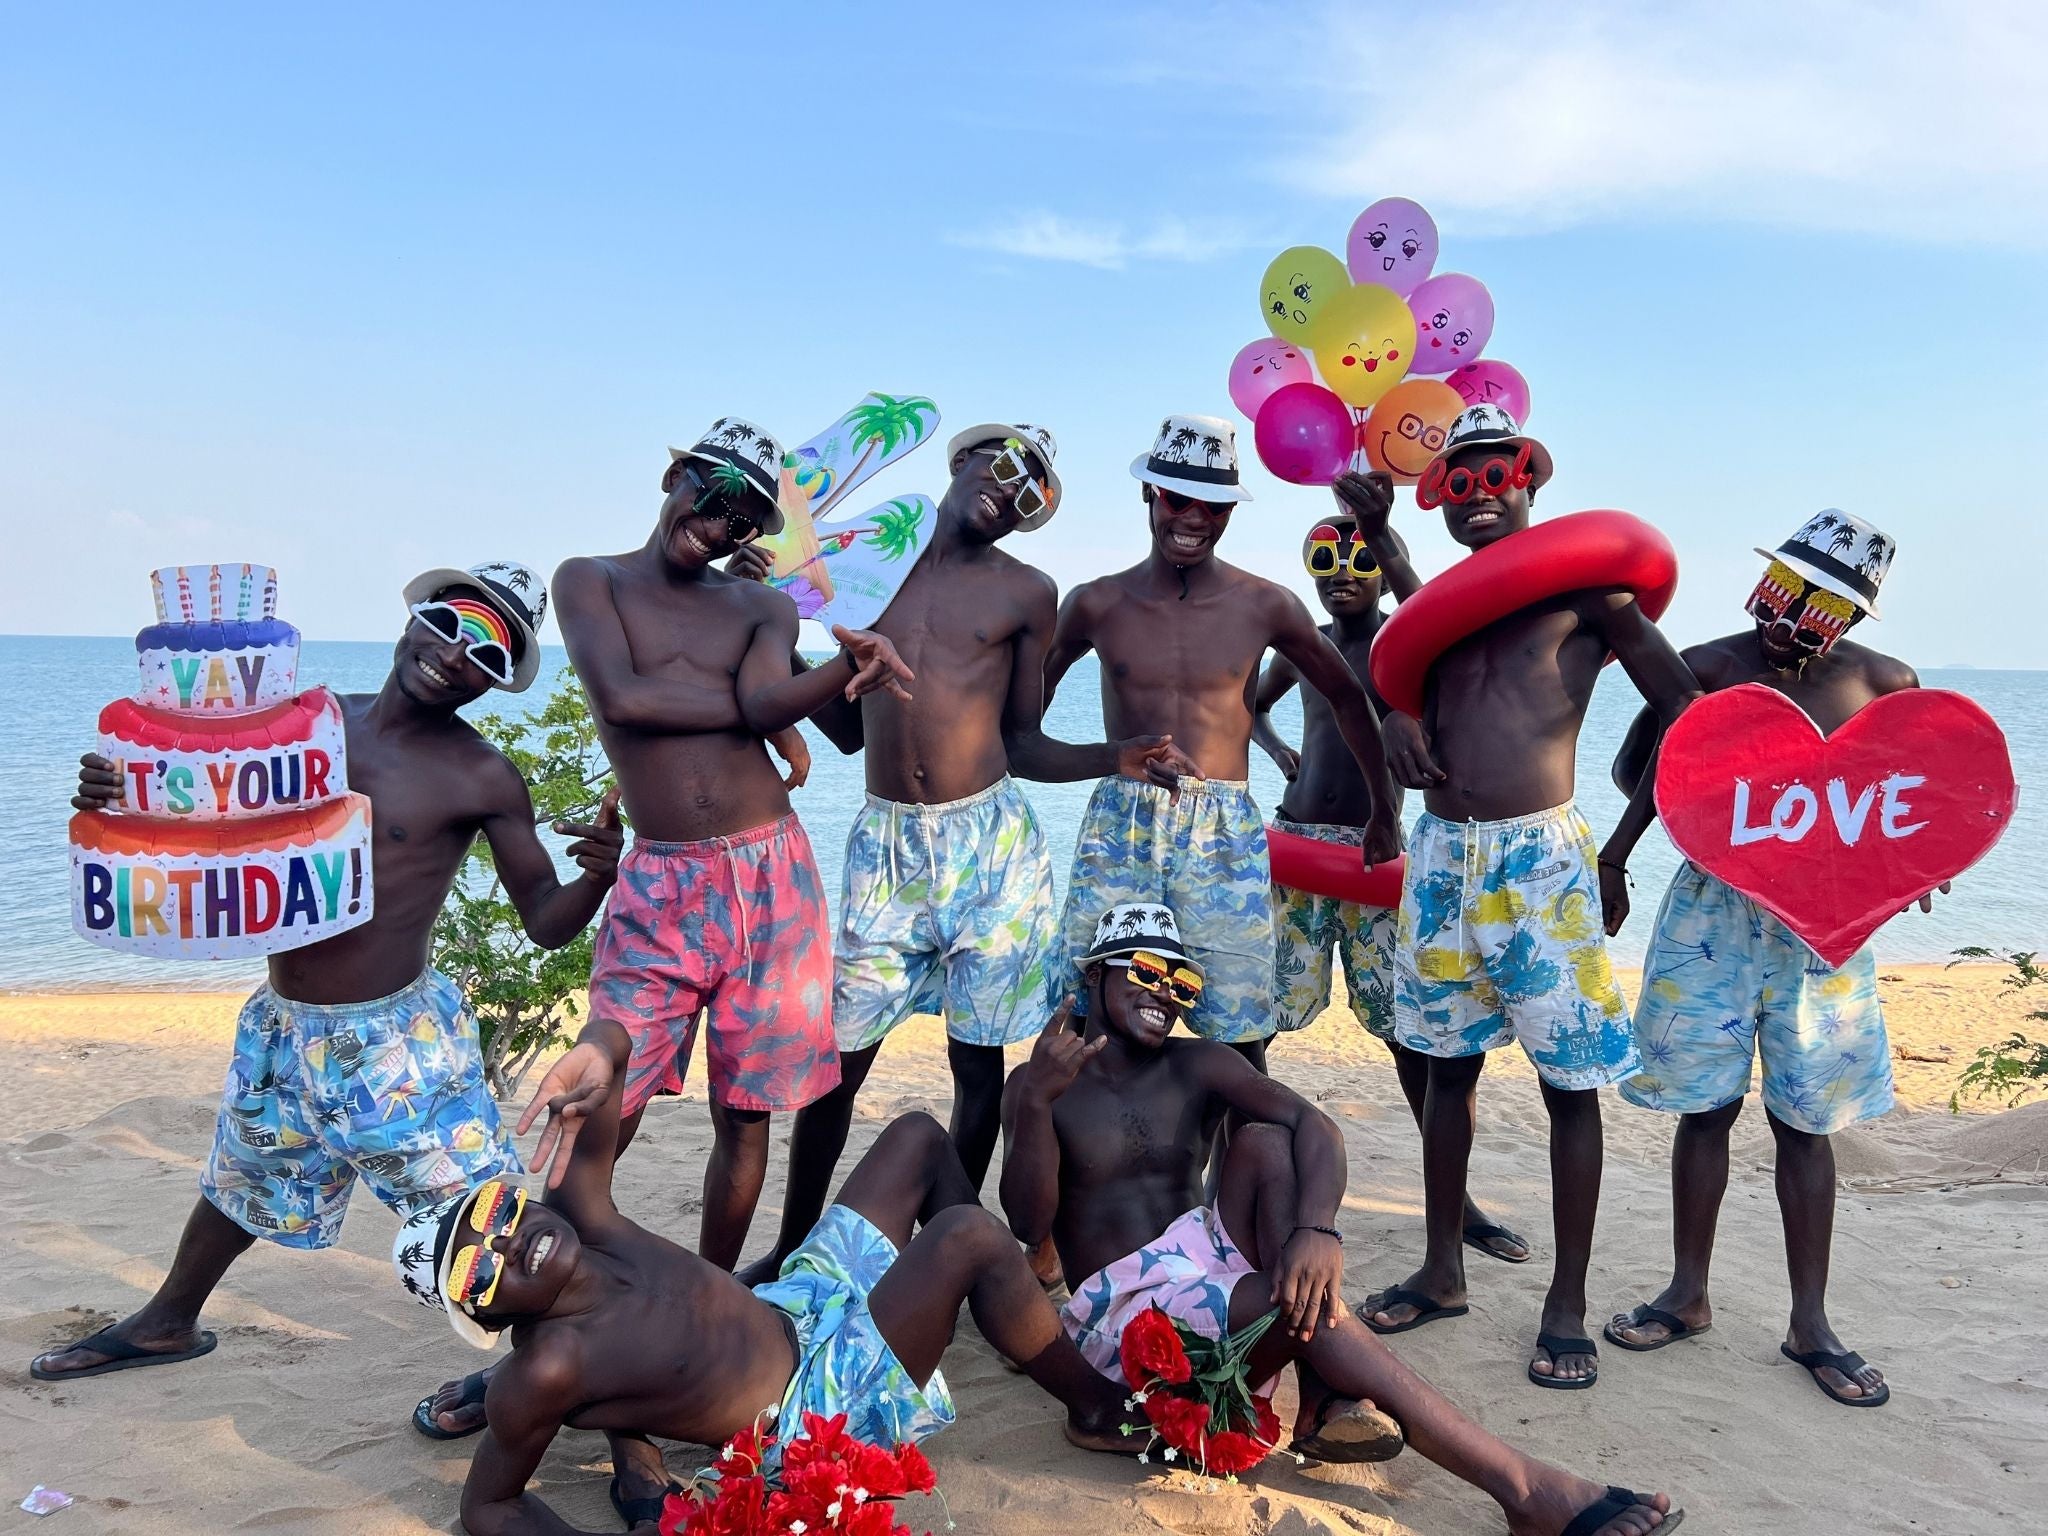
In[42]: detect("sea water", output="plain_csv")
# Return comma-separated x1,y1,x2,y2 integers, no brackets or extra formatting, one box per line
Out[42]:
0,635,2038,992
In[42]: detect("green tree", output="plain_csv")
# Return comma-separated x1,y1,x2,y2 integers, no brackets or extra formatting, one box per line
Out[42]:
431,670,615,1098
863,499,927,562
1948,947,2048,1111
812,394,937,518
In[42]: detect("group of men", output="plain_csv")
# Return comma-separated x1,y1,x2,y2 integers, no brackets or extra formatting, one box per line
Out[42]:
32,396,1934,1536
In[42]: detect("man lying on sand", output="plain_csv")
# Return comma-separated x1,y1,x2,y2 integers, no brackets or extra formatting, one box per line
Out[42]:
1602,511,1926,1408
33,563,624,1393
395,1018,1132,1535
999,902,1681,1536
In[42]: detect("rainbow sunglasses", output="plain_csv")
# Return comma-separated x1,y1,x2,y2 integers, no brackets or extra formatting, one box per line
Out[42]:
445,1178,528,1313
409,597,517,686
1108,949,1206,1010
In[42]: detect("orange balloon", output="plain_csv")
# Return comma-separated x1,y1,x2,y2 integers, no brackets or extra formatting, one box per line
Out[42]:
1360,378,1466,485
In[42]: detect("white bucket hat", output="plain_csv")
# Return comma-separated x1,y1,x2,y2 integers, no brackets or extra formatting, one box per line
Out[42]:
945,422,1063,531
392,1183,506,1351
1129,413,1253,503
666,416,788,535
1080,902,1195,967
1754,509,1893,618
1424,404,1553,491
401,560,548,692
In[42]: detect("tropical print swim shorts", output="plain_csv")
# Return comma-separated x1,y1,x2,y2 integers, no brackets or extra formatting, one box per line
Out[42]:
1392,802,1640,1090
588,814,838,1116
1621,862,1894,1135
202,968,521,1249
1271,817,1397,1039
751,1203,957,1463
1057,776,1275,1043
834,777,1055,1052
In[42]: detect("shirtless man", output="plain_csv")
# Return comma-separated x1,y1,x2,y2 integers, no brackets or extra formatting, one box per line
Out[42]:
1000,902,1681,1536
1046,416,1401,1068
32,563,624,1399
553,417,910,1273
1254,484,1528,1267
397,1015,1133,1536
755,422,1192,1277
1351,405,1699,1393
1601,512,1920,1409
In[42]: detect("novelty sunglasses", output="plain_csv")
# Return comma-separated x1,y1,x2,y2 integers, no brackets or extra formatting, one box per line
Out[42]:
1414,443,1537,511
1305,524,1381,580
446,1179,529,1313
1108,949,1206,1009
1748,562,1856,655
681,464,764,544
985,438,1053,522
1156,487,1231,517
408,601,518,686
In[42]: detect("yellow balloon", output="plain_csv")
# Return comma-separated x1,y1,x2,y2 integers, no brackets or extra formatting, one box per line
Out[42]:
1310,282,1418,408
1259,246,1350,346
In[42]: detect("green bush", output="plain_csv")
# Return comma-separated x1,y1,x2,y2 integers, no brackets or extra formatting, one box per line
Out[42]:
1948,947,2048,1112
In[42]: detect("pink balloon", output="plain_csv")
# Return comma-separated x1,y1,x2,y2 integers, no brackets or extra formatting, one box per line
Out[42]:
1407,273,1494,376
1254,383,1354,486
1445,360,1531,425
1228,337,1315,420
1346,197,1438,297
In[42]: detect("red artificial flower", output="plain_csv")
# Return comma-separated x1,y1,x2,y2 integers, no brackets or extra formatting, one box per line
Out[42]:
1142,1389,1212,1453
1118,1305,1192,1389
891,1441,937,1496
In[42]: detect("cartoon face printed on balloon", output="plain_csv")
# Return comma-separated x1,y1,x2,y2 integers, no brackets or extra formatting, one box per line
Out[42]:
1228,338,1315,420
1309,283,1417,409
1407,273,1494,377
1445,360,1530,427
1346,197,1438,298
1360,378,1465,485
1259,245,1350,347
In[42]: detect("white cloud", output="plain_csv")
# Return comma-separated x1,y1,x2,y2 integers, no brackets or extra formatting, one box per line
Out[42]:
945,213,1256,270
1267,0,2048,244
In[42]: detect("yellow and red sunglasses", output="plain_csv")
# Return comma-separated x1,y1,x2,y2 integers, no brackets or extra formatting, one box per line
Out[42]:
445,1179,528,1313
1109,949,1206,1010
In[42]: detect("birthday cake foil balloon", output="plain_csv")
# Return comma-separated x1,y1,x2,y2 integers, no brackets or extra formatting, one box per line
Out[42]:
136,563,300,714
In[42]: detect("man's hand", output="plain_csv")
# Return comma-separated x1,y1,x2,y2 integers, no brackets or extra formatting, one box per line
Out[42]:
1361,810,1402,869
724,545,775,583
1331,471,1395,541
1270,1228,1346,1342
1383,711,1445,789
829,623,914,703
768,725,811,789
1600,861,1630,936
1116,734,1204,800
1266,743,1301,781
74,752,124,811
1022,998,1104,1102
1904,879,1954,915
555,785,624,886
515,1043,615,1189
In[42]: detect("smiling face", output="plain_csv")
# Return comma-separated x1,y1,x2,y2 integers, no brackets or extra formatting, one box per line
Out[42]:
391,588,502,708
1228,338,1314,418
1406,273,1496,377
940,442,1037,545
1311,282,1417,409
1304,519,1382,616
1146,484,1232,566
1362,378,1466,485
1258,245,1349,346
465,1198,582,1329
1438,445,1532,550
1346,197,1438,297
1088,961,1181,1050
655,461,752,571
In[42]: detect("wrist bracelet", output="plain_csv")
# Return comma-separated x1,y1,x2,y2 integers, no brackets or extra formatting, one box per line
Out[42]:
1292,1224,1342,1244
840,646,859,675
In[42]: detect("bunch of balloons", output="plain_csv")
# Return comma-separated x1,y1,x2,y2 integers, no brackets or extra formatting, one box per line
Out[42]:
1228,197,1532,488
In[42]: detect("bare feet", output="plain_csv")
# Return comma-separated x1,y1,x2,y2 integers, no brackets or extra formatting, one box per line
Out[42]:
1510,1476,1677,1536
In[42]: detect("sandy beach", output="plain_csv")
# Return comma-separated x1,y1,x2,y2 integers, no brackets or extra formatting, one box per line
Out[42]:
4,966,2045,1536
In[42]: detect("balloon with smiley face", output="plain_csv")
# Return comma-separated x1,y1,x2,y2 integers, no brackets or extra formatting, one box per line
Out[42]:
1346,197,1438,298
1259,246,1350,347
1310,282,1417,409
1407,272,1494,376
1445,359,1530,426
1228,337,1315,420
1360,378,1465,486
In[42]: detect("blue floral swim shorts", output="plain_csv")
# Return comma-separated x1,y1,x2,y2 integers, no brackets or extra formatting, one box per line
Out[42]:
1271,818,1397,1039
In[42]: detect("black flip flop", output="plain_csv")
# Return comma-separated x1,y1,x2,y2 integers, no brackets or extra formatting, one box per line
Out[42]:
1362,1285,1469,1336
610,1476,683,1530
413,1369,490,1440
1781,1343,1891,1407
1528,1332,1598,1390
1604,1304,1711,1353
1561,1486,1684,1536
1462,1219,1532,1264
1287,1399,1406,1464
29,1326,217,1381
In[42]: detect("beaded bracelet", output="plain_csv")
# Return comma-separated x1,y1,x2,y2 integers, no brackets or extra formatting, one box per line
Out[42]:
1292,1224,1343,1244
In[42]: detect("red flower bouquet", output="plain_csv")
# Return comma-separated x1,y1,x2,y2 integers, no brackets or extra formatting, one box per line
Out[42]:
1115,1304,1290,1482
660,1410,943,1536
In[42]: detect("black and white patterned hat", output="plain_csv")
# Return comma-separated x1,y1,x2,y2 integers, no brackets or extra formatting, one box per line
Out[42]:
1424,403,1553,491
1130,413,1253,503
945,421,1063,531
666,416,788,535
1081,902,1194,966
401,560,548,692
391,1185,500,1350
1755,509,1894,618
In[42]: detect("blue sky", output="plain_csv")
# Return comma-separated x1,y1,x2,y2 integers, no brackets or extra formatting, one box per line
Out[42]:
4,1,2044,666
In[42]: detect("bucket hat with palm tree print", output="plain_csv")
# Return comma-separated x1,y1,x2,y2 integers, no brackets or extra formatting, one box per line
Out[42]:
1753,509,1893,618
667,416,788,536
1129,413,1254,504
945,422,1063,532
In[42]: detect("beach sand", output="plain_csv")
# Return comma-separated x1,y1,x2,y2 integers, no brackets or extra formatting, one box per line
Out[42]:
4,966,2045,1535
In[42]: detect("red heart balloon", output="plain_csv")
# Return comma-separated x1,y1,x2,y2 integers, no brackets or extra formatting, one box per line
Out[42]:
1654,685,2016,968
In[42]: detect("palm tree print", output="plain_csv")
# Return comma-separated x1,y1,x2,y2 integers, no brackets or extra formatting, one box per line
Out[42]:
864,499,926,562
399,1240,431,1271
1857,536,1891,578
708,460,755,502
1826,524,1859,556
1199,433,1224,467
813,394,938,519
1167,426,1199,460
713,420,755,449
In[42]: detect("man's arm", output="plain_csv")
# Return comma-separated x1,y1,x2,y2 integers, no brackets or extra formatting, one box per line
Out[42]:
1330,472,1423,601
1268,587,1401,863
461,1343,604,1536
794,651,866,754
1594,608,1707,933
736,588,913,736
1252,651,1302,781
480,760,623,951
552,558,744,734
514,1018,634,1227
997,1001,1100,1244
1040,582,1103,704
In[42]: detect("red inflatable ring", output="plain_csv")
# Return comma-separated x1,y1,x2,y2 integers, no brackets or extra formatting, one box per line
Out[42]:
1368,511,1677,719
1266,828,1407,908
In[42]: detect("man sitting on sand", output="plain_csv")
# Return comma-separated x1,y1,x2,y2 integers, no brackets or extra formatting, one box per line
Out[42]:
999,902,1681,1536
1353,405,1699,1391
1254,481,1529,1267
33,563,624,1394
1600,512,1923,1409
395,1016,1133,1536
1045,416,1401,1068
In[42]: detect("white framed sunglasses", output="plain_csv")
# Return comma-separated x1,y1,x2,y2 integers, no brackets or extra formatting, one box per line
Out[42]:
408,599,519,686
985,438,1054,522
